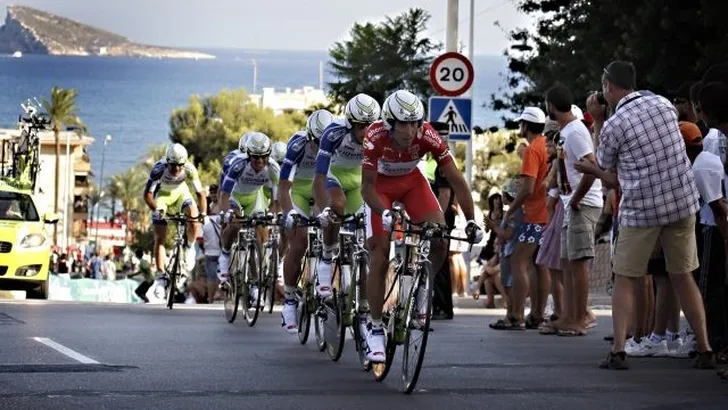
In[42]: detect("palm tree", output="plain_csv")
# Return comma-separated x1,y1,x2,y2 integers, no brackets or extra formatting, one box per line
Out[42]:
107,166,147,246
42,87,86,245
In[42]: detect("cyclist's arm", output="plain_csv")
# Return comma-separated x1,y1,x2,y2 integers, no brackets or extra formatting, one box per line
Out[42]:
219,157,245,214
279,180,294,213
143,163,164,211
439,159,475,221
279,136,304,213
313,128,339,208
187,164,207,215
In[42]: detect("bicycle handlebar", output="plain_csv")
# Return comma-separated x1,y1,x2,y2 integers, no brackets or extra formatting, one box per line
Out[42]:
164,213,206,224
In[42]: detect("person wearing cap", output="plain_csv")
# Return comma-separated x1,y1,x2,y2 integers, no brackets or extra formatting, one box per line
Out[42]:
499,106,551,330
592,60,714,370
546,84,603,337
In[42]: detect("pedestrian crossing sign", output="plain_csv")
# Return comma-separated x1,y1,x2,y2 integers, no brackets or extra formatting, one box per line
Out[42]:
428,97,472,141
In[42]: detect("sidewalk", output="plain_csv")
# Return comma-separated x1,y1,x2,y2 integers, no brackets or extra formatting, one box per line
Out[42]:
454,292,612,311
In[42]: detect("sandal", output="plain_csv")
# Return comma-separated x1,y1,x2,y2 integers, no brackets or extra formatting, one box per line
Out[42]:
539,324,559,335
525,314,545,330
558,328,587,337
489,316,525,331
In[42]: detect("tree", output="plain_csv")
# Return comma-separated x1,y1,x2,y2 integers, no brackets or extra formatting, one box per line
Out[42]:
328,8,441,105
42,87,86,245
492,0,728,123
107,167,147,245
471,130,522,209
168,88,306,167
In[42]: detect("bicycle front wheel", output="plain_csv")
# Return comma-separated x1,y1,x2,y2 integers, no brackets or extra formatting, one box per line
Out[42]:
401,260,434,394
324,263,346,361
264,245,278,314
223,249,242,323
244,241,263,327
166,248,181,310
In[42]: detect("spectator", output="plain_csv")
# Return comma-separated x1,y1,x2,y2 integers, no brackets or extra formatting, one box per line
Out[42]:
673,82,698,123
546,85,603,337
502,107,550,330
430,157,456,320
89,251,104,280
201,213,223,303
449,200,469,298
592,60,714,370
129,249,153,303
57,253,69,275
103,254,116,281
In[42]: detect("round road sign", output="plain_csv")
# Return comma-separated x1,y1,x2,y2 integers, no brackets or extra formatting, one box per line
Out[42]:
429,52,475,97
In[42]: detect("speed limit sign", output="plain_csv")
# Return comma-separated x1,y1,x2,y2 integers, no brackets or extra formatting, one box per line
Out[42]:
429,52,474,97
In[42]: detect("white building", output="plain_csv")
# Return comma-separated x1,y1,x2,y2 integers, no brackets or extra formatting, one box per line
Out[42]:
0,128,94,248
249,86,329,114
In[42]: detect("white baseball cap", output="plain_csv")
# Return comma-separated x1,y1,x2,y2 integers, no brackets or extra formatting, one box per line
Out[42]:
516,107,546,124
571,105,584,120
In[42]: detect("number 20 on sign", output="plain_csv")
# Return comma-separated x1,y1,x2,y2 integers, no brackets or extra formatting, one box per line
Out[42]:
429,52,475,97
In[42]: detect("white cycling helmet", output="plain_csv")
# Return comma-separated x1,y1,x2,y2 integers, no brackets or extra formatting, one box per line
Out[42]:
381,90,425,130
239,131,254,152
166,143,188,165
271,141,287,163
246,132,272,156
345,93,381,124
306,109,335,142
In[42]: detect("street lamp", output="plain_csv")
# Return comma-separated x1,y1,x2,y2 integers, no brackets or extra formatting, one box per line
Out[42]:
94,135,111,250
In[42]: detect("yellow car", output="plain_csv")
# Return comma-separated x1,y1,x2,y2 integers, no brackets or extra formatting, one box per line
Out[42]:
0,183,58,299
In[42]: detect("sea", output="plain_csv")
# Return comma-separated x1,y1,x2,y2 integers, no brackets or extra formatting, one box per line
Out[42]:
0,48,509,179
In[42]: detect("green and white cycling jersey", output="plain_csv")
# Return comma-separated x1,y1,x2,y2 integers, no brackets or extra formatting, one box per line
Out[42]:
220,154,280,215
315,119,364,214
145,159,203,221
279,131,318,215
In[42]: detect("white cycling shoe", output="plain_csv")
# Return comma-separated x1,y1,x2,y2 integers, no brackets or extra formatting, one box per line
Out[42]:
365,324,386,363
281,300,298,334
316,260,333,298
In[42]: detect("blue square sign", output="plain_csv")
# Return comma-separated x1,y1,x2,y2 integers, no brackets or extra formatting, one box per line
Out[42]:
428,97,472,141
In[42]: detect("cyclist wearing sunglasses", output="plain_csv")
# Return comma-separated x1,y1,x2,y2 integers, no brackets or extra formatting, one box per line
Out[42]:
144,143,207,277
313,94,381,300
217,132,281,283
279,109,335,333
219,132,254,188
360,89,483,361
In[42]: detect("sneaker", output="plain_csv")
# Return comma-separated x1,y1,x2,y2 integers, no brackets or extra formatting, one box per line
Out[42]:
249,286,259,306
316,260,333,298
629,338,669,357
366,324,386,362
281,300,298,334
624,337,643,356
667,337,684,354
670,335,697,359
599,351,629,370
183,246,196,273
692,351,717,369
358,314,369,351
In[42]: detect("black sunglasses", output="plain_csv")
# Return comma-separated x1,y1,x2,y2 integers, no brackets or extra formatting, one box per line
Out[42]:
249,154,269,160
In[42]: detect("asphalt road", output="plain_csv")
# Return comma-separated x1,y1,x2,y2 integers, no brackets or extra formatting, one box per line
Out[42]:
0,300,726,410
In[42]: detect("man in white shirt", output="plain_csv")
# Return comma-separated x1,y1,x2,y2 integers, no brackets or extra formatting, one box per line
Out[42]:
546,84,603,336
201,214,222,302
696,81,728,361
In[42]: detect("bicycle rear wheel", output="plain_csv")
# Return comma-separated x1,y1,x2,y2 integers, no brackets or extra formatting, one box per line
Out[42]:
401,261,434,394
351,258,371,371
244,241,263,327
166,247,181,310
223,249,242,323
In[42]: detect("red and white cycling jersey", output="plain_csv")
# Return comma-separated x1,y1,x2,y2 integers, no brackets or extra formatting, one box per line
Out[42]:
362,121,453,176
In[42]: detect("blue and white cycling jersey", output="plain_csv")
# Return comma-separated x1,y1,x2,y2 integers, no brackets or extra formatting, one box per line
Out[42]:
219,149,245,186
144,159,203,194
220,154,281,199
279,131,318,182
315,119,364,175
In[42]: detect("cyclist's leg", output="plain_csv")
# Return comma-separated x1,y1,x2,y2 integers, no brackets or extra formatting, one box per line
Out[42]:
181,193,199,273
364,180,396,362
400,169,448,274
281,186,311,332
152,190,180,273
248,188,270,281
218,193,249,280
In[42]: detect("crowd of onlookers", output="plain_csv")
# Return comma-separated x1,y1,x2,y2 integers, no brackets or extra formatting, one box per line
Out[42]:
458,60,728,377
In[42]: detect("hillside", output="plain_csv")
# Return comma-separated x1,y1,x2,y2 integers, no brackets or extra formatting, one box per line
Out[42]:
0,5,214,59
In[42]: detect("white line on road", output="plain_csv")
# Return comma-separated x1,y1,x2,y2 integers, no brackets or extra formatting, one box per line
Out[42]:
32,337,99,364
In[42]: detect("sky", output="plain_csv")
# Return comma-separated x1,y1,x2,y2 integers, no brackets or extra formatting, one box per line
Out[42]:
0,0,534,55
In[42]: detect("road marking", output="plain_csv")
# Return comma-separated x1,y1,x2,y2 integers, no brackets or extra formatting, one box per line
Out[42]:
32,337,99,364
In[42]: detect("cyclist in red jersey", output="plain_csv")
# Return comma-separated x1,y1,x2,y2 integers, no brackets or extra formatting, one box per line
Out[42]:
360,89,483,361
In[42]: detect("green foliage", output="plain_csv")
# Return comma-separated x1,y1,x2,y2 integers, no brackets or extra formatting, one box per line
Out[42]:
472,130,523,209
168,88,306,166
492,0,728,123
328,8,441,105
